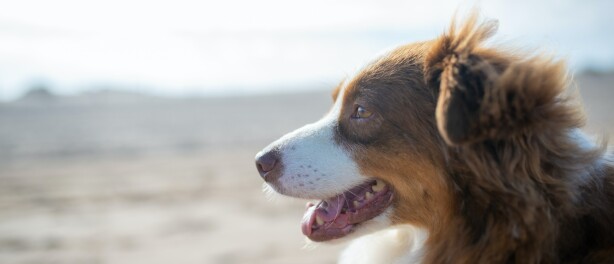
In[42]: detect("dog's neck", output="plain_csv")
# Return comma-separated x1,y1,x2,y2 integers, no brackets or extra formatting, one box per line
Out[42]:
420,129,607,263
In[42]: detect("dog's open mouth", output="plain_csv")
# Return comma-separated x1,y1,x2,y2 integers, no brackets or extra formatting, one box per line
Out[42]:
301,179,394,242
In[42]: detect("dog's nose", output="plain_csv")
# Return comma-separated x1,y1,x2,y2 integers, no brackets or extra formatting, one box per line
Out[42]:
255,149,281,181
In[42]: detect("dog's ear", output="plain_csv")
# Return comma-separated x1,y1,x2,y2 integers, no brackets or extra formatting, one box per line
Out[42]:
424,13,576,146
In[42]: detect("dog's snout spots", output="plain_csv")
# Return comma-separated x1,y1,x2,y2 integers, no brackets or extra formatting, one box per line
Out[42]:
278,162,327,193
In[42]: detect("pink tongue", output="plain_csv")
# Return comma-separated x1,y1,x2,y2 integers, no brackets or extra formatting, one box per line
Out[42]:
301,196,348,237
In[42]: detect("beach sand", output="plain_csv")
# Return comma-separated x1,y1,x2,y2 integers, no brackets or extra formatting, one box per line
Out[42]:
0,73,612,264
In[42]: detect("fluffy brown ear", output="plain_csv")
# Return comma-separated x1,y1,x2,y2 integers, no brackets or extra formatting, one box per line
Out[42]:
425,13,576,146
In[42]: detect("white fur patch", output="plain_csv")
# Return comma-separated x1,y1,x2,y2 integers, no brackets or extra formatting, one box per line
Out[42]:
568,129,606,186
339,225,427,264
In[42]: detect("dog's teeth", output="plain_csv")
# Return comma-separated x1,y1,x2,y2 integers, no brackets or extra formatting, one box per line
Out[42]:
353,201,360,208
365,192,373,200
316,216,324,226
372,180,385,192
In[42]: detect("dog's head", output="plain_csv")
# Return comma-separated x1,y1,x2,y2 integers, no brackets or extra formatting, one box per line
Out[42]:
255,38,451,242
255,14,570,243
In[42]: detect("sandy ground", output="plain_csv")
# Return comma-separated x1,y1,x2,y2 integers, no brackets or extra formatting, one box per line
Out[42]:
0,73,612,264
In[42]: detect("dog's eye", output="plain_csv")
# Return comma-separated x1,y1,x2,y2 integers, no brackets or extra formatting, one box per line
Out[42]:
352,105,373,119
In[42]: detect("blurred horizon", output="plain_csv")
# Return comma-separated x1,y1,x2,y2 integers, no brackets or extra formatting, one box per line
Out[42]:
1,0,614,101
2,2,614,263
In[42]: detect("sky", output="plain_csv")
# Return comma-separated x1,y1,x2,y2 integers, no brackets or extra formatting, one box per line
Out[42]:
0,0,613,101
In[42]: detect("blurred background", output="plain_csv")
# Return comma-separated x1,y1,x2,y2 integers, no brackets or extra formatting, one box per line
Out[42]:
0,0,613,263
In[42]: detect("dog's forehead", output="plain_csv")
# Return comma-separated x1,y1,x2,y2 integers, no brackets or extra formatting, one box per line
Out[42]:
343,43,429,98
333,77,352,101
341,64,429,113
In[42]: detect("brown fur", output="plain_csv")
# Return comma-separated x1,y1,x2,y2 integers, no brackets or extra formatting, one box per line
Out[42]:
333,13,614,263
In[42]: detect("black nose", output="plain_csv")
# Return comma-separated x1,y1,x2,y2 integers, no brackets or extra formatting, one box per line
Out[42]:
255,149,281,182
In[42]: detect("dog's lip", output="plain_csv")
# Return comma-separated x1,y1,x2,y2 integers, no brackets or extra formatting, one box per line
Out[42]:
300,179,393,242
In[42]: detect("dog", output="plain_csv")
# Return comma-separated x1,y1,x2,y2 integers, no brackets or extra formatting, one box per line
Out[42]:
255,13,614,263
